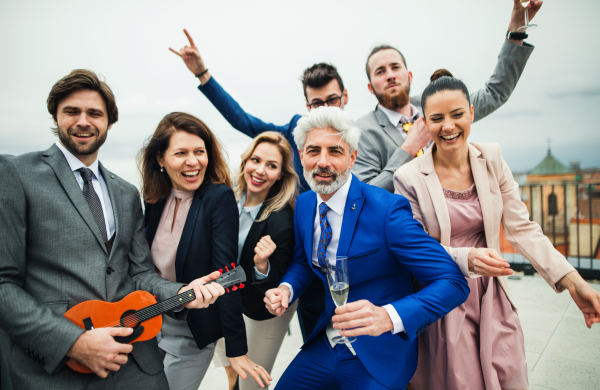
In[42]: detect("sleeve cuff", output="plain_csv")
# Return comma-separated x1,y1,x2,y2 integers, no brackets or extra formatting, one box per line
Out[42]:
279,282,294,302
254,261,270,280
382,304,405,335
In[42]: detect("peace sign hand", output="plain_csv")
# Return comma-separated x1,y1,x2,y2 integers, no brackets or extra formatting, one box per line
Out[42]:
169,29,208,78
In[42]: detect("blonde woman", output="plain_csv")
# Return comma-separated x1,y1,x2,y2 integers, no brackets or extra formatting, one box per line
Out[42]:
213,132,299,390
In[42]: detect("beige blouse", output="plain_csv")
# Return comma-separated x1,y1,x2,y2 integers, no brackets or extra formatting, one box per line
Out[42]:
151,188,195,282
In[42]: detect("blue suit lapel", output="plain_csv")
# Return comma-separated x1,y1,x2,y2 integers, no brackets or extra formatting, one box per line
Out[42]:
175,184,206,282
337,176,365,257
301,193,318,270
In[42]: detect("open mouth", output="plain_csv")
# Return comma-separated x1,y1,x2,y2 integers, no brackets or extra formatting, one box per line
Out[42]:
314,172,335,182
250,175,266,186
440,133,461,142
72,133,94,140
181,170,200,182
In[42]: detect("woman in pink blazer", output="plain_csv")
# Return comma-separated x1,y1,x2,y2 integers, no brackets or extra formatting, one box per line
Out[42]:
394,69,600,390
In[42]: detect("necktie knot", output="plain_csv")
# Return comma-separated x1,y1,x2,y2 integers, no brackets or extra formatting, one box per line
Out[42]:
319,202,331,218
78,168,94,184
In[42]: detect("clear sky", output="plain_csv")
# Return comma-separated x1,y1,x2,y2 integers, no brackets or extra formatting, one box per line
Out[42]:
1,0,599,187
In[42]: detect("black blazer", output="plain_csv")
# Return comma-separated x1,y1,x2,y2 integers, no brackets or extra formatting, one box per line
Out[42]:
239,192,295,321
144,182,247,358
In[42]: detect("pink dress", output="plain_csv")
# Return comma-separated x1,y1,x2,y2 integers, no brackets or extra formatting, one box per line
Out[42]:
410,184,528,390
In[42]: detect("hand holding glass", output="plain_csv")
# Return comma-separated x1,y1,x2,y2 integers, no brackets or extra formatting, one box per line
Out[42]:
518,0,537,32
326,256,356,344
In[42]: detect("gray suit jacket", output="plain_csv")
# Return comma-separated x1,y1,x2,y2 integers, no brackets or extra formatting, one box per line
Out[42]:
353,40,534,192
0,145,185,390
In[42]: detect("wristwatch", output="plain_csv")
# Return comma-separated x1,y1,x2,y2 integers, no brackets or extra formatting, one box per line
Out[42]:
506,31,528,40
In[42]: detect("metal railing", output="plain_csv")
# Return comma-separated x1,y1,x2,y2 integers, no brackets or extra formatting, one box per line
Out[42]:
502,182,600,279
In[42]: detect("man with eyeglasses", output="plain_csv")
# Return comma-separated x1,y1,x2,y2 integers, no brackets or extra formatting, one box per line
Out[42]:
169,31,346,363
353,0,543,192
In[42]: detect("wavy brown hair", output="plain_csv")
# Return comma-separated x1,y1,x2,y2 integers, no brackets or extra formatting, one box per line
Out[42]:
47,69,118,135
234,132,298,222
139,112,232,203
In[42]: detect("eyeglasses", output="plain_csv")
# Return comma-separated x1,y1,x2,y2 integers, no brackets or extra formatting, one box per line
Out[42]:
307,94,343,110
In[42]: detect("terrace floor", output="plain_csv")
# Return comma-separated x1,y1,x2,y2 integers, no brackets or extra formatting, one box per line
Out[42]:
199,275,600,390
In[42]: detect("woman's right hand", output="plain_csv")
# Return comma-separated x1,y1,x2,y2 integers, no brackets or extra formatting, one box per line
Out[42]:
468,248,514,277
254,235,276,274
169,29,208,77
228,355,272,388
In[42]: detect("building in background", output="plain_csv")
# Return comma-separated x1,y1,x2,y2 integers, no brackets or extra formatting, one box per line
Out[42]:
501,148,600,275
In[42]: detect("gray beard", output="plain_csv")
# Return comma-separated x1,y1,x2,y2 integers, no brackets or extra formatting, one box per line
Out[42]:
304,164,351,195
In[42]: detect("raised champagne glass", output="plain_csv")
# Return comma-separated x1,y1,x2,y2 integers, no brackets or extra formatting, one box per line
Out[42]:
326,256,356,344
517,0,537,32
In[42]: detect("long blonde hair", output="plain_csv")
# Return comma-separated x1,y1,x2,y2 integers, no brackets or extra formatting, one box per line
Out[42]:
235,132,298,222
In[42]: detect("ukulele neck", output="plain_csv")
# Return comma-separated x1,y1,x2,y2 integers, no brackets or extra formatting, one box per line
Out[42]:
133,265,246,323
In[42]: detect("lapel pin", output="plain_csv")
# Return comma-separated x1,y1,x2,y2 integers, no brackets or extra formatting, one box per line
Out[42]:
351,203,356,210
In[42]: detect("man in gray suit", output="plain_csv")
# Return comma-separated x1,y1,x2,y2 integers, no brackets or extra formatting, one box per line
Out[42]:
0,69,224,390
353,0,543,192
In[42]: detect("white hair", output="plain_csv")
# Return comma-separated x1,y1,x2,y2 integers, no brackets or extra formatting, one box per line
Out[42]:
293,107,361,153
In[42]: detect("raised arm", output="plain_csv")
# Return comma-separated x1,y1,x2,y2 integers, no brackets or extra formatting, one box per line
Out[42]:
170,29,299,138
471,0,542,121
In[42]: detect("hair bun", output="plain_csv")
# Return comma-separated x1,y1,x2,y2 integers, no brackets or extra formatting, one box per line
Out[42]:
430,69,453,82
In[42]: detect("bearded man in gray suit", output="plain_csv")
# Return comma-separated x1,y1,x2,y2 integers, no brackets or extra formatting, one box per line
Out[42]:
353,0,543,192
0,69,225,390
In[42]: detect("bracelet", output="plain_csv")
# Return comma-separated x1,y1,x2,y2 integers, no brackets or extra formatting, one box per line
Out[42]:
506,31,528,41
195,68,209,78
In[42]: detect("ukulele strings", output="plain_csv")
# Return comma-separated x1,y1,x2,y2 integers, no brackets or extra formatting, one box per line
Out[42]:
93,278,237,329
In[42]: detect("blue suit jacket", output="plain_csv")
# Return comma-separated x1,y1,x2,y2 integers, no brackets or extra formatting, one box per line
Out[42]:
198,77,307,192
280,176,469,388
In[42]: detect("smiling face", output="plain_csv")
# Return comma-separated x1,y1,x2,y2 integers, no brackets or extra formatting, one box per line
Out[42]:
158,131,208,192
367,49,412,110
244,142,283,200
424,90,474,154
55,89,112,164
305,79,348,111
299,127,357,198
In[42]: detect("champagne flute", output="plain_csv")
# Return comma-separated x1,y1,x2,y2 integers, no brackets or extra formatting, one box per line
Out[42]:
517,0,537,32
326,256,356,344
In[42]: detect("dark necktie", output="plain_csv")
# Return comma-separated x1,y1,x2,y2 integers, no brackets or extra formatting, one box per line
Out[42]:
317,203,332,268
78,168,108,242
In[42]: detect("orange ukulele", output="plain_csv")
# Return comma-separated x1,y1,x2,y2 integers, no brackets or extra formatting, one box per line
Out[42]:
64,263,245,374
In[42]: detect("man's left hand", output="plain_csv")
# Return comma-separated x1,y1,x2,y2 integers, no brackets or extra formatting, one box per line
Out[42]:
332,300,393,337
560,272,600,328
178,270,225,309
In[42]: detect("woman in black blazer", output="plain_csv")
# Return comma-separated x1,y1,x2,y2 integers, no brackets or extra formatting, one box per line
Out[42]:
139,112,270,390
212,132,298,390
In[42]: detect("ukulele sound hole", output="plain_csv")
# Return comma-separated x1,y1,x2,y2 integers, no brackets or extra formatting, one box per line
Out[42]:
120,309,140,328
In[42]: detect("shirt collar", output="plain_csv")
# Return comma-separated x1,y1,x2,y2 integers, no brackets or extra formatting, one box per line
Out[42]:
238,192,263,220
55,141,101,179
379,104,421,127
316,173,353,217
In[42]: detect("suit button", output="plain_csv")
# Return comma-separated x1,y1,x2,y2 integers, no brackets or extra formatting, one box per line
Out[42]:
106,266,114,275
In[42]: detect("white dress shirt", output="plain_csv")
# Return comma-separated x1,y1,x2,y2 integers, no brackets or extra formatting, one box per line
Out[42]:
281,174,405,349
56,142,115,239
236,192,270,279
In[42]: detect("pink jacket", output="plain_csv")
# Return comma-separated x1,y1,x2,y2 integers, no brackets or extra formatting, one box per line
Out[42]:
394,142,575,308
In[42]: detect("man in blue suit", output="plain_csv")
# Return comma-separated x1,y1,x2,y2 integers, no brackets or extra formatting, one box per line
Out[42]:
264,107,469,389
